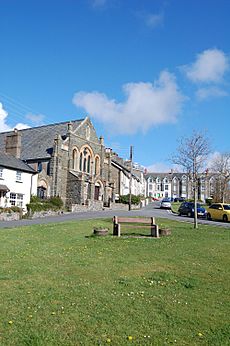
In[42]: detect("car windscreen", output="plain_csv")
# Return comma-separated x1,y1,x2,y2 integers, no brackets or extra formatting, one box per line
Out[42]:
223,205,230,210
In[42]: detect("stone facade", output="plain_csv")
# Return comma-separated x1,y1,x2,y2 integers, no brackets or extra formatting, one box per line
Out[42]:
0,117,113,210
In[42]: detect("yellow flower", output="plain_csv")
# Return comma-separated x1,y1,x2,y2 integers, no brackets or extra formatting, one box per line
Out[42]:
127,336,133,341
198,332,203,337
51,312,56,315
106,338,111,343
8,320,13,325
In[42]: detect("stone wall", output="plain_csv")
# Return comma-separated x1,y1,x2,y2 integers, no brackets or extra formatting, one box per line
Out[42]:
0,212,21,221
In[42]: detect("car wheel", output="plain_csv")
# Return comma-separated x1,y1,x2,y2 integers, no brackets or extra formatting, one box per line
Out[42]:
187,211,192,217
207,213,212,220
223,215,228,222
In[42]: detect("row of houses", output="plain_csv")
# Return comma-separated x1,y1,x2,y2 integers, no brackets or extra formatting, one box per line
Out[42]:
0,117,218,212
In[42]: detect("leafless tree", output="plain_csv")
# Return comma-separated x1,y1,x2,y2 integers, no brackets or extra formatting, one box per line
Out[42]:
171,131,210,229
209,152,230,203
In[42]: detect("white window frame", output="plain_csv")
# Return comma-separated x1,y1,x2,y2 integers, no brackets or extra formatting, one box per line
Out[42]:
16,171,22,182
0,167,3,179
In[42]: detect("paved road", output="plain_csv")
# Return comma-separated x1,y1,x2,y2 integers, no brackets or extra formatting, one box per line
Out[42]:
0,202,229,229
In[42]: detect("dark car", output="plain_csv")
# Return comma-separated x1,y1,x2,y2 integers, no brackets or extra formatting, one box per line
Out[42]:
178,202,207,218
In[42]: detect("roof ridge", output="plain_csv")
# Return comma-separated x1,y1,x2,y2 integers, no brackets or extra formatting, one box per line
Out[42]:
0,118,86,134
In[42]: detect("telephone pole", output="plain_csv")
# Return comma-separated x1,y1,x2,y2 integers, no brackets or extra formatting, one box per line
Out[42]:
128,145,133,211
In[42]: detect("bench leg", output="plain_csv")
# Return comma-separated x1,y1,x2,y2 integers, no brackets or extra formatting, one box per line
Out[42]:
113,224,121,237
151,224,159,238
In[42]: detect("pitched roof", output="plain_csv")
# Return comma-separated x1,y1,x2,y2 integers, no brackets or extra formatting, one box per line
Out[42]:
0,119,85,160
0,152,36,173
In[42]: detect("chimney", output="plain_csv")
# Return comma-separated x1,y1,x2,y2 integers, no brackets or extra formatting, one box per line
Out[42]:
5,129,22,158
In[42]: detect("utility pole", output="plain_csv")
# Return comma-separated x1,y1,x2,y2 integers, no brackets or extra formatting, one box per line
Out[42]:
129,145,133,211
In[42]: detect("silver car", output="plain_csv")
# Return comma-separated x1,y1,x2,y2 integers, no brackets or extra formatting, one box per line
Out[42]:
160,198,172,209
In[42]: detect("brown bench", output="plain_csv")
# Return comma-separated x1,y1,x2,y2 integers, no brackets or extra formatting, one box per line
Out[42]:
113,216,159,238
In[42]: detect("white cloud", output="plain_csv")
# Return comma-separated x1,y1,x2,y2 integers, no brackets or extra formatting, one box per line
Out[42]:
0,102,10,132
146,162,181,173
0,102,29,132
145,13,164,28
196,86,228,100
73,71,185,135
26,113,45,125
183,48,229,83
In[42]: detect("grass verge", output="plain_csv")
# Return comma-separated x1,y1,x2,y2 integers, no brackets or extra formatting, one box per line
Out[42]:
0,218,229,345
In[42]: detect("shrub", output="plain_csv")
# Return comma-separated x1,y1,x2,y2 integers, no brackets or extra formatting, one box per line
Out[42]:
26,196,64,214
119,194,141,205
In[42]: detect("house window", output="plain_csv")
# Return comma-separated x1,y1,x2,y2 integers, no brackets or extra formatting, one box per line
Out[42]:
0,167,3,179
165,185,169,190
157,184,160,190
17,194,23,207
16,171,22,182
10,193,16,206
149,184,153,190
10,193,23,207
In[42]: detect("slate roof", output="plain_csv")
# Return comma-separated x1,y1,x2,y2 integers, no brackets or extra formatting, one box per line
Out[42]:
0,119,85,160
144,172,187,181
0,152,36,173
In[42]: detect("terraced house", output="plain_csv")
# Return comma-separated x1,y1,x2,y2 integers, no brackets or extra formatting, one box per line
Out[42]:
145,172,216,202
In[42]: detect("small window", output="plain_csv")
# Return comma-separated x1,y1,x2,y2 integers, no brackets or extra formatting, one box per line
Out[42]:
165,185,168,190
149,184,152,190
16,171,22,181
0,167,3,179
10,193,16,206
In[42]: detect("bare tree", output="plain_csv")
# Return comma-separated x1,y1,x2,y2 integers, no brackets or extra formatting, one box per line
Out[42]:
210,152,230,203
172,131,210,229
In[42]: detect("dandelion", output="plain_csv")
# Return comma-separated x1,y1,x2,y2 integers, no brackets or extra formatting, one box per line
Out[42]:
106,338,111,343
29,315,33,318
127,336,133,341
8,320,13,325
51,312,56,315
198,332,203,337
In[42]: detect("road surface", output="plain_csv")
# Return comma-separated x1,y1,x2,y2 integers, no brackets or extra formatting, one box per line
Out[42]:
0,202,229,229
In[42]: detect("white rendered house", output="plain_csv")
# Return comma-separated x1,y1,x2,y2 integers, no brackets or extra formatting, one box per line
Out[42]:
0,152,37,211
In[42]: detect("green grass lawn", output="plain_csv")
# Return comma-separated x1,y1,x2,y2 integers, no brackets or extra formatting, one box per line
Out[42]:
0,218,229,345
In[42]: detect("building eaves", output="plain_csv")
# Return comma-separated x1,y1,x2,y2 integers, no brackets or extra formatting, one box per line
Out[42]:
0,152,36,173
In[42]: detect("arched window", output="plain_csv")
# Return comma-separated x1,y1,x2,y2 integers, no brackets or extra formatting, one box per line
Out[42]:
79,146,92,174
72,149,78,170
83,157,87,172
79,153,83,171
95,156,100,175
87,156,91,173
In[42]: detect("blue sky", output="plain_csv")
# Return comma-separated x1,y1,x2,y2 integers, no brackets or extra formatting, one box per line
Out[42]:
0,0,229,171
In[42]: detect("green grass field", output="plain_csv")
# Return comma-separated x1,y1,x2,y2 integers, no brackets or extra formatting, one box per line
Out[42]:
0,218,229,345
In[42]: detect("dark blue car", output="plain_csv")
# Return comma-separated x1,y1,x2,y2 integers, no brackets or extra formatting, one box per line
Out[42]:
178,202,207,218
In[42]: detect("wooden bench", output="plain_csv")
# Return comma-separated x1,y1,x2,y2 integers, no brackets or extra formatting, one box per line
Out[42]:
113,216,159,238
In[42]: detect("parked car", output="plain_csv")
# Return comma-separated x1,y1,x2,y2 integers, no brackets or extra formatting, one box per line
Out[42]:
178,202,207,218
160,198,172,209
152,197,159,201
207,203,230,222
